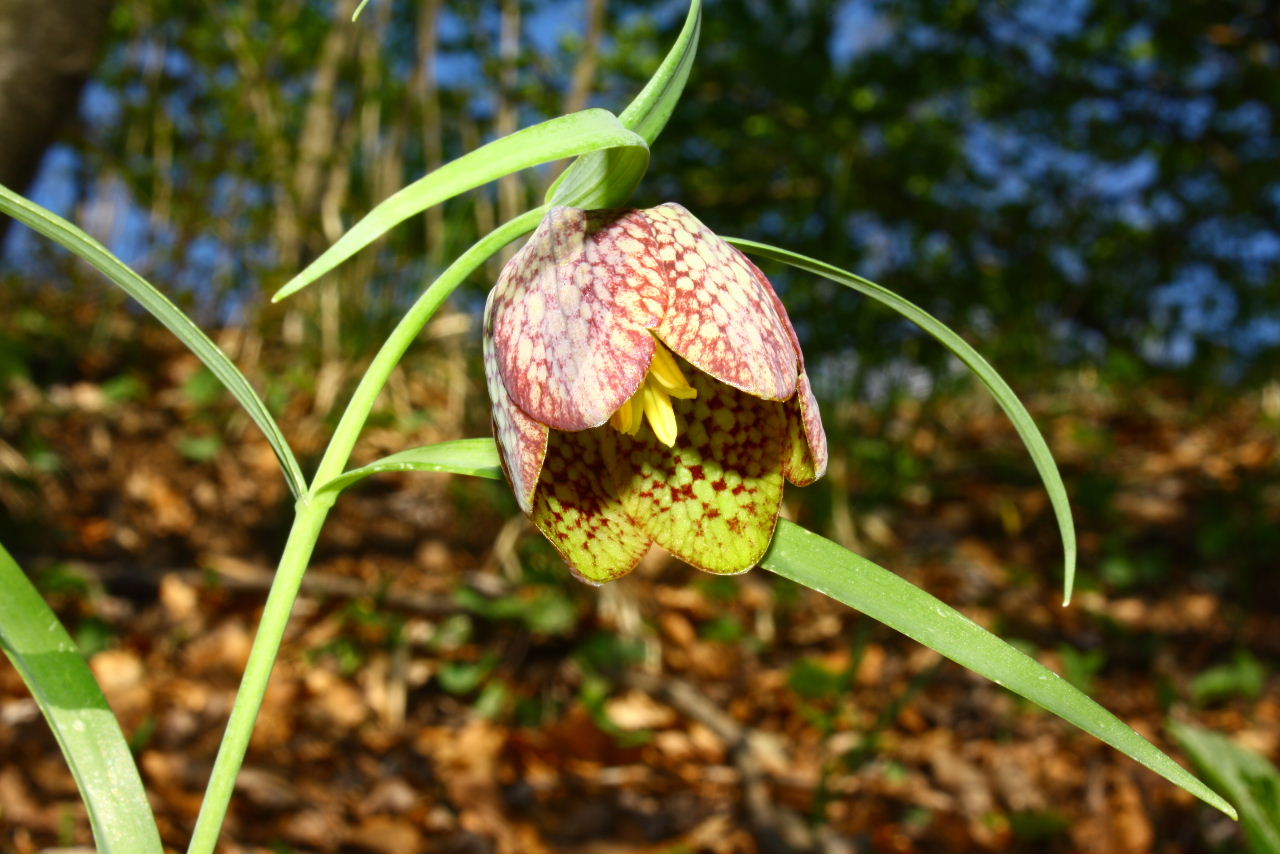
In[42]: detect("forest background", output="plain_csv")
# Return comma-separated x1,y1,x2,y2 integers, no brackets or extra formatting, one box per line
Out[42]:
0,1,1277,852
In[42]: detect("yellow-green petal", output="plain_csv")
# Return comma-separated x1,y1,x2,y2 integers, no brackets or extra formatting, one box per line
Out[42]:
605,368,787,574
529,427,651,585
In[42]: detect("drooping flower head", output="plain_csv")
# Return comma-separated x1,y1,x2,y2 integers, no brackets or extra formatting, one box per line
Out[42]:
484,203,826,584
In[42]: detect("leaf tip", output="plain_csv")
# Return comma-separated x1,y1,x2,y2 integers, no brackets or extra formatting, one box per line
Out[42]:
271,279,302,303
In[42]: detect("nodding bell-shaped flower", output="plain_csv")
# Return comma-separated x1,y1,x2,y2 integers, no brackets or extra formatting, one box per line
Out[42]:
483,203,827,584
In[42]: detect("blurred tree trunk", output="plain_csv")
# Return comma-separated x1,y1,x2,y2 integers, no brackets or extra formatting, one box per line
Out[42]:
0,0,113,249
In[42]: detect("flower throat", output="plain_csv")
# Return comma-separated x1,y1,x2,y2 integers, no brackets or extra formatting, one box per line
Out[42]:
608,334,697,447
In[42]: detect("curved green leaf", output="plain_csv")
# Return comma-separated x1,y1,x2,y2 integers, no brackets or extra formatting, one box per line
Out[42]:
1171,722,1273,850
0,543,164,853
275,109,648,301
0,184,306,499
762,522,1236,819
730,238,1077,604
315,438,503,497
617,0,703,144
546,0,702,208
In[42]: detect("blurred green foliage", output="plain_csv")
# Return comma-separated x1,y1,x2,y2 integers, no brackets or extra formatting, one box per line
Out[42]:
1191,649,1266,706
1173,721,1280,854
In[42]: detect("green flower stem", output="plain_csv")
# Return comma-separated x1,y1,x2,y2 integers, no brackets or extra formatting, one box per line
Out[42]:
187,493,333,854
188,205,547,854
310,204,547,488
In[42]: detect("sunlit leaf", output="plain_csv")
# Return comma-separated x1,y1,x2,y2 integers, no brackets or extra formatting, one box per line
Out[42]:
275,109,648,301
762,522,1236,819
315,438,503,497
0,543,163,853
0,184,307,499
546,0,701,209
730,238,1077,603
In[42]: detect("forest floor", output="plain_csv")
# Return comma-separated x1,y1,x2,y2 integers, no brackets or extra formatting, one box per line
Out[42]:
0,293,1277,853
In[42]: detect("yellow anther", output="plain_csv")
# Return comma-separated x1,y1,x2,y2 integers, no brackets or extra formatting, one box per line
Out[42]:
609,336,697,446
649,339,697,399
642,384,678,447
609,394,643,435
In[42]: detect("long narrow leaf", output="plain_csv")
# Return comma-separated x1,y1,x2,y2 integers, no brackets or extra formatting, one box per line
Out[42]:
274,109,647,301
0,184,306,499
617,0,702,144
1171,722,1276,851
315,438,503,497
547,0,702,208
0,543,164,853
730,238,1077,603
762,522,1235,818
313,433,1235,821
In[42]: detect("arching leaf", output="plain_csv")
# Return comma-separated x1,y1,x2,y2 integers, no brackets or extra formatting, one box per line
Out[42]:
730,238,1077,604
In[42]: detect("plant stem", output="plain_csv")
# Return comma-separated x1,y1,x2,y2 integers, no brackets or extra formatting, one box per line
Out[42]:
186,494,332,854
310,205,545,488
187,206,545,853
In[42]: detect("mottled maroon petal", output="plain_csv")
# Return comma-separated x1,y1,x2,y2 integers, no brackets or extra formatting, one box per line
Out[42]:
603,366,787,574
488,206,668,431
644,204,797,402
484,290,547,513
530,427,651,585
747,253,828,484
783,370,827,485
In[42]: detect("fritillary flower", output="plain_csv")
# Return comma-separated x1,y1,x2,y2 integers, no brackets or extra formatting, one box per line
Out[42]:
483,203,826,583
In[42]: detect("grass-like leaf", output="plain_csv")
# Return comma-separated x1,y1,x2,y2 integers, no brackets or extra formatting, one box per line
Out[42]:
730,238,1077,603
1171,721,1276,851
0,543,164,853
762,522,1236,819
315,438,503,497
0,184,307,499
274,109,648,302
546,0,701,208
617,0,702,144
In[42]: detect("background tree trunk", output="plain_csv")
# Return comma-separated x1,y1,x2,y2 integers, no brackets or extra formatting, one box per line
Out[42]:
0,0,113,249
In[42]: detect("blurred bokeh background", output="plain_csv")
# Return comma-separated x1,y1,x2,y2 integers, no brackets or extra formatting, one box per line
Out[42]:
0,1,1277,852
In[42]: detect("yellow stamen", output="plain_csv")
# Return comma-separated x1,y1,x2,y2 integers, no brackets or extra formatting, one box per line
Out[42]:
609,393,644,435
642,383,678,447
649,339,698,399
609,335,697,445
609,397,631,433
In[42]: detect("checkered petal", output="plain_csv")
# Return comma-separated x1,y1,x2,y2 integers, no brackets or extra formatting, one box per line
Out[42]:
484,289,547,514
529,427,651,585
488,206,668,432
750,254,828,484
644,203,798,403
603,364,787,574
